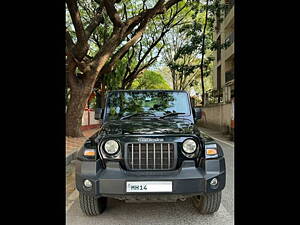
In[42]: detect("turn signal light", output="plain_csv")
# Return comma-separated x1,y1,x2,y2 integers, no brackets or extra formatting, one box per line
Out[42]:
206,149,217,155
84,149,96,157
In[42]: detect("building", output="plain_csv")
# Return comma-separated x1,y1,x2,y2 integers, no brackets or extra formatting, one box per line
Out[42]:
199,0,234,138
212,0,234,104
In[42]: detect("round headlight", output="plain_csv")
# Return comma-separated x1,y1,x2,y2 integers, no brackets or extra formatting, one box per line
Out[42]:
182,139,197,154
104,140,119,155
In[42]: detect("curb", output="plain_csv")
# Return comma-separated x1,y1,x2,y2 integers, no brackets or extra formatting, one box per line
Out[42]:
66,149,78,165
66,189,79,212
201,131,234,148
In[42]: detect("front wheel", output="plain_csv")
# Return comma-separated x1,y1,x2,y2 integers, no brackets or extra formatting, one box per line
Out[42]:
79,192,107,216
192,191,222,214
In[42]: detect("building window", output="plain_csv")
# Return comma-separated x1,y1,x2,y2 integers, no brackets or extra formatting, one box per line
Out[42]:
217,66,221,90
216,9,221,32
217,66,221,103
217,36,221,61
225,0,234,17
225,32,234,47
225,69,234,83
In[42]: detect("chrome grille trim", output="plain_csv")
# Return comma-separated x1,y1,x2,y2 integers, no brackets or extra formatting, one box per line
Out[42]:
125,142,176,171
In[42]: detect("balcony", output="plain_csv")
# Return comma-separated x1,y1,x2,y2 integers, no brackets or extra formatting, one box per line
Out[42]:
222,0,234,30
225,0,234,17
225,32,234,47
205,88,223,105
224,41,234,60
225,70,234,83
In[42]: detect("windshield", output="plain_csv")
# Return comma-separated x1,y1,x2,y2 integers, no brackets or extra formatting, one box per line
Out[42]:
105,91,190,120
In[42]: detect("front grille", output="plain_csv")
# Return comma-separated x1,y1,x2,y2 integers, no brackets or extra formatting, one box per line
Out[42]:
126,143,176,170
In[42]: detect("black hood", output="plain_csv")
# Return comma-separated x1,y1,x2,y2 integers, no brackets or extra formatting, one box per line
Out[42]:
101,118,194,135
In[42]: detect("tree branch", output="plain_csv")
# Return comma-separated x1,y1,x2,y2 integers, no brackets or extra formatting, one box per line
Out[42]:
66,31,75,51
124,0,181,35
84,5,105,38
103,0,124,27
123,42,164,89
66,0,86,45
92,0,183,82
100,21,147,75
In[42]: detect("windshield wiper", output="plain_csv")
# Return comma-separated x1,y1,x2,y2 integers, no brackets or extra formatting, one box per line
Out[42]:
159,112,185,119
120,112,156,120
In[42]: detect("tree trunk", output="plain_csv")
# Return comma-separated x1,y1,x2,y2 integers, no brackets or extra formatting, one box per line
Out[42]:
199,0,209,106
66,83,92,137
66,34,117,137
66,70,98,137
171,69,177,90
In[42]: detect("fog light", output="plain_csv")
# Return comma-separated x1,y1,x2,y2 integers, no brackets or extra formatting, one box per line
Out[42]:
210,178,218,186
84,179,92,188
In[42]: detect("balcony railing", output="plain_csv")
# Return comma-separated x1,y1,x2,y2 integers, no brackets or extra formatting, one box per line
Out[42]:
225,32,234,47
225,70,234,83
225,0,234,17
205,88,223,105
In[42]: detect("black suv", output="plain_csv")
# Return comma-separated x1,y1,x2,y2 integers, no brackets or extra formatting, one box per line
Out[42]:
75,90,225,216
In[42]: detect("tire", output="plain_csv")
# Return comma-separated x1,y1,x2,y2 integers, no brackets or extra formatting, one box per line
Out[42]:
79,192,107,216
192,191,222,214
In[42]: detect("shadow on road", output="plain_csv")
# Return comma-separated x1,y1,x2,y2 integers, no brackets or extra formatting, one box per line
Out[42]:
67,197,233,225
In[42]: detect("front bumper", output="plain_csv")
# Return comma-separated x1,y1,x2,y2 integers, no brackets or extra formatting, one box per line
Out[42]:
75,158,225,198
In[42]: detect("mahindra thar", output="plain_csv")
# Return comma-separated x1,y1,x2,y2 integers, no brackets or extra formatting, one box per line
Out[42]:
75,90,225,216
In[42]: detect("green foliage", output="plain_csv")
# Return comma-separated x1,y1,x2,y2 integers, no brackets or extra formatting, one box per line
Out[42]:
160,0,227,95
99,0,193,90
104,58,132,90
131,70,171,90
66,0,220,94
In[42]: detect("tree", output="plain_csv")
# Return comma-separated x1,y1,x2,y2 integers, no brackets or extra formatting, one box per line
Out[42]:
199,0,210,105
161,16,207,91
97,0,191,90
66,0,183,137
131,70,172,90
163,0,228,104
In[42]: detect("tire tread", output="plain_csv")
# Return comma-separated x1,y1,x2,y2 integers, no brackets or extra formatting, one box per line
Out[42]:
79,192,106,216
193,191,221,214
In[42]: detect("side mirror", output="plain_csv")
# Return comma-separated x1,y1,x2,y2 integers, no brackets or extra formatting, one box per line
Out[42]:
193,107,202,121
95,108,103,120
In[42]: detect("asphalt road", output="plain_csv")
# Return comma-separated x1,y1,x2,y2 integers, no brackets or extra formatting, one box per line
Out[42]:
67,132,234,225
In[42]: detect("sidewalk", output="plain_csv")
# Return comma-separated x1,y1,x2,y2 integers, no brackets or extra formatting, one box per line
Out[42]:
198,126,234,146
66,128,100,165
66,128,100,211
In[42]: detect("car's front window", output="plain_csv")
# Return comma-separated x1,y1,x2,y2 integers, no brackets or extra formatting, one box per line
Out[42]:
105,91,190,120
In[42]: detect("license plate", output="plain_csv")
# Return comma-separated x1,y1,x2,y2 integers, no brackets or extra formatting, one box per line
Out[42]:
126,181,172,193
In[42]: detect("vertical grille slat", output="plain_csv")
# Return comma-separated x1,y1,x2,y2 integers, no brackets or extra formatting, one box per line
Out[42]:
139,144,141,169
153,144,156,169
146,143,148,169
168,143,170,169
127,142,175,170
161,143,163,169
131,144,133,169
